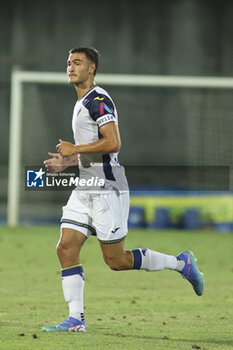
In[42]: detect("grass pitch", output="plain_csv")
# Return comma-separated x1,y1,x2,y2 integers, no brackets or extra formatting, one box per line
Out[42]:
0,227,232,350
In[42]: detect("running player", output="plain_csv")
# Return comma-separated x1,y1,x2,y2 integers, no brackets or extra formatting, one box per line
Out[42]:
42,47,204,332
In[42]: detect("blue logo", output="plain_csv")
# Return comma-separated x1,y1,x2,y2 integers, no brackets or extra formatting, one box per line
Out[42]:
141,248,148,256
26,168,45,188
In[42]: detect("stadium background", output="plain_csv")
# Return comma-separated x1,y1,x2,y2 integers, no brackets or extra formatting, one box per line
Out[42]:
1,0,233,228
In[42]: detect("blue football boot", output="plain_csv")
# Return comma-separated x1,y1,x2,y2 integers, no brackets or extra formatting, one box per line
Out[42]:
177,250,204,296
42,317,87,332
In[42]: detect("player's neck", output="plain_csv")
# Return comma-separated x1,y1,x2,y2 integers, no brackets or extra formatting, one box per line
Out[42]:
75,82,96,100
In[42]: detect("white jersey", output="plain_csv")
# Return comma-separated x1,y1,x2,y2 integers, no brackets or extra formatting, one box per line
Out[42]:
72,85,128,192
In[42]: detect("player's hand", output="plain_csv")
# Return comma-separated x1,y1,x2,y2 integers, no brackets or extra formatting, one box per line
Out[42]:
56,139,76,157
44,153,78,173
44,152,66,173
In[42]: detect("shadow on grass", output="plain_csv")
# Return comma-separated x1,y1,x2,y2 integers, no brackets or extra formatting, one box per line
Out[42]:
91,329,233,347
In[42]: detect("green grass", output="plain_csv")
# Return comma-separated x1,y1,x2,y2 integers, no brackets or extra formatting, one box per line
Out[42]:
0,227,232,350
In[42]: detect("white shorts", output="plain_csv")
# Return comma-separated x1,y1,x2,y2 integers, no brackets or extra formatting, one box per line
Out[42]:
61,190,130,244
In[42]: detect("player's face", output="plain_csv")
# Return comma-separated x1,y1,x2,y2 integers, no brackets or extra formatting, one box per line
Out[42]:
66,53,95,85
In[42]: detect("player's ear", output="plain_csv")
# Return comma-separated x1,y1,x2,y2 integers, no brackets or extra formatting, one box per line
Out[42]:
89,63,96,75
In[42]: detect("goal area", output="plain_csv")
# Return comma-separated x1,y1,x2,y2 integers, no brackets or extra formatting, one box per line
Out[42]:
7,69,233,226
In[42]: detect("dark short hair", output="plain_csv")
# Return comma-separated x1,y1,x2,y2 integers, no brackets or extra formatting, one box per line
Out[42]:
69,46,99,75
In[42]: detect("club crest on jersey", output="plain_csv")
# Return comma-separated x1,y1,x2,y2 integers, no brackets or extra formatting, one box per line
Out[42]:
94,96,104,101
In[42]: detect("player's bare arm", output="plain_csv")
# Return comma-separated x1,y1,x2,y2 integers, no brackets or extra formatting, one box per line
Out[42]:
56,122,121,157
44,152,78,173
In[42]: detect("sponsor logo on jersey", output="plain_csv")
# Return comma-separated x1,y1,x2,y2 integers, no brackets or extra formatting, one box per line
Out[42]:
94,96,104,101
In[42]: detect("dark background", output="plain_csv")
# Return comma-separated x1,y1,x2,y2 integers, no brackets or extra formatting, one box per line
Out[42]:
1,0,233,222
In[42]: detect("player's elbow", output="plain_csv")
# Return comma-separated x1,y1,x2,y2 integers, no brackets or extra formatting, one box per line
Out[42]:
110,144,120,153
108,139,121,153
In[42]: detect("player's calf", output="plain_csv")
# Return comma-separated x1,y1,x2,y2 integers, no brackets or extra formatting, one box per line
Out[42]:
102,250,133,271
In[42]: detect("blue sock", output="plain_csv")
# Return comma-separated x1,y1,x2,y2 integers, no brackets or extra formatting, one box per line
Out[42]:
131,249,146,269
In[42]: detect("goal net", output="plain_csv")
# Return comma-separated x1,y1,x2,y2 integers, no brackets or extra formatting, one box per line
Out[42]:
7,70,233,226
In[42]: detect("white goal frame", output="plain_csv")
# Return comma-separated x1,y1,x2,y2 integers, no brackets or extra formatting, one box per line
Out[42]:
7,68,233,227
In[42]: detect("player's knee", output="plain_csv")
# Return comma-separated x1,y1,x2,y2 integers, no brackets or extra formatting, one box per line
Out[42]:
56,241,63,258
56,239,72,258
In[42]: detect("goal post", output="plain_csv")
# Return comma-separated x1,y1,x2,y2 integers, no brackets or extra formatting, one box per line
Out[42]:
7,68,233,227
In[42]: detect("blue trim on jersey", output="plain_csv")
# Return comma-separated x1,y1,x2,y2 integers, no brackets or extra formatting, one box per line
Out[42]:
131,249,142,269
97,127,116,181
102,154,116,181
83,89,115,122
62,265,84,277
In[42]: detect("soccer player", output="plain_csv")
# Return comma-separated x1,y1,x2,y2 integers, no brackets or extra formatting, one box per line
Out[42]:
42,47,204,332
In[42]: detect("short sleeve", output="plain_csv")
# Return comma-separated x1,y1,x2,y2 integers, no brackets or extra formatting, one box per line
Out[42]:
89,95,116,128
